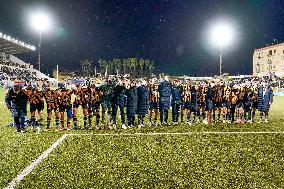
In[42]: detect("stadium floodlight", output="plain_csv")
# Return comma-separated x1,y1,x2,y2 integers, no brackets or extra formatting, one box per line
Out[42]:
210,22,235,76
29,10,53,72
30,11,52,32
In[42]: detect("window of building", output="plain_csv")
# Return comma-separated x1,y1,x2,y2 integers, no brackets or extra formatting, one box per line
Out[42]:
268,50,272,56
274,49,276,53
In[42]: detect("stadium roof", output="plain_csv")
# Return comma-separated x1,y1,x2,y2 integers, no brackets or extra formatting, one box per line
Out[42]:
0,32,36,55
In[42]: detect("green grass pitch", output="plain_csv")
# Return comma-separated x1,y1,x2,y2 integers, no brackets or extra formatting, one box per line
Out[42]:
0,87,284,188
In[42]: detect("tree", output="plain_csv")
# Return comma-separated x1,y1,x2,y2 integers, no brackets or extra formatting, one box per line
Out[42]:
97,57,155,76
138,58,145,75
80,59,92,77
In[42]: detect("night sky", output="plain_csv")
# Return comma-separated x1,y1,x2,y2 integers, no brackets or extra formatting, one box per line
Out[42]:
1,0,284,76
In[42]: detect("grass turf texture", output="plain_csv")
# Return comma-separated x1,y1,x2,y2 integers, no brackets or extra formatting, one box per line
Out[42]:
18,135,284,188
0,87,283,188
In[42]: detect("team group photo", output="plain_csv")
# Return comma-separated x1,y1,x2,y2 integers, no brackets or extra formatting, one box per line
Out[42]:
1,0,284,188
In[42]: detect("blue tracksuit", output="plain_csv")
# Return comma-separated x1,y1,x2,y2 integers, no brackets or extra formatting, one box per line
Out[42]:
171,86,182,123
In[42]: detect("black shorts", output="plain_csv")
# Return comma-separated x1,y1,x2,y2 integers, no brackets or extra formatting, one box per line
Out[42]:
59,105,72,113
215,102,223,108
73,103,81,109
82,103,90,109
252,102,258,109
47,103,59,113
149,102,159,110
182,101,191,109
198,102,205,108
236,101,245,109
30,103,44,112
222,101,229,108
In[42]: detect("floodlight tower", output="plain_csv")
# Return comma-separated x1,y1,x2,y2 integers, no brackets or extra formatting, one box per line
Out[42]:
211,22,235,76
30,11,52,72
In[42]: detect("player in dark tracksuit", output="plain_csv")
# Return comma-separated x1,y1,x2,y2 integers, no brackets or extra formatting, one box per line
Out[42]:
205,82,214,125
111,80,126,129
257,82,273,123
171,79,182,125
158,78,171,125
190,84,199,124
5,85,28,133
125,81,138,128
98,81,114,128
136,81,149,128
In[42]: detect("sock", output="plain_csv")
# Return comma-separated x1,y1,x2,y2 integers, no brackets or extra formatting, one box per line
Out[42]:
20,117,25,129
47,117,51,128
89,114,93,127
202,112,205,119
38,118,43,129
252,112,255,120
73,117,78,128
55,118,59,128
31,116,36,128
96,115,100,125
84,116,88,128
60,120,64,128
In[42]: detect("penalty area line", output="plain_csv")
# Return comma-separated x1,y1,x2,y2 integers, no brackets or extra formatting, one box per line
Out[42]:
68,131,284,137
4,134,68,189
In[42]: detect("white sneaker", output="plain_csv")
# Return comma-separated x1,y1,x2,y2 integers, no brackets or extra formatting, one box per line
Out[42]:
138,124,142,129
203,119,208,125
113,124,117,129
265,119,269,124
258,120,263,124
108,125,113,130
122,124,127,129
37,127,42,133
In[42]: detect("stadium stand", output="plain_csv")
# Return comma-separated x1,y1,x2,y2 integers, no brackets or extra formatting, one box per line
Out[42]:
0,32,54,86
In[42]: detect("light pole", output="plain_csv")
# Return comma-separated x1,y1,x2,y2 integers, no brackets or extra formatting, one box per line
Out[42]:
210,22,235,76
219,45,223,76
38,31,42,72
30,11,52,73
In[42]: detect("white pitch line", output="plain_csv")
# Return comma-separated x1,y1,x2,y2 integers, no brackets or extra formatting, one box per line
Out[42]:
68,131,284,136
4,134,68,189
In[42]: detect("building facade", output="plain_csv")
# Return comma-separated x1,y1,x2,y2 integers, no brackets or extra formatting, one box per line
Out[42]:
253,43,284,77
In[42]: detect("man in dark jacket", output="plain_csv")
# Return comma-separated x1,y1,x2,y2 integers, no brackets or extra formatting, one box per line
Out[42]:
125,80,137,128
205,81,215,124
257,81,273,123
5,84,28,133
136,80,149,128
158,76,171,125
111,79,127,129
171,79,182,125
